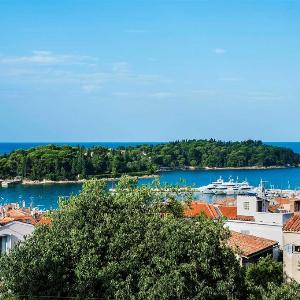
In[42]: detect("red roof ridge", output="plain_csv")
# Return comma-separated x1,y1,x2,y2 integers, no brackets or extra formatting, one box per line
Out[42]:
228,231,278,257
183,201,219,219
283,215,300,232
216,205,254,221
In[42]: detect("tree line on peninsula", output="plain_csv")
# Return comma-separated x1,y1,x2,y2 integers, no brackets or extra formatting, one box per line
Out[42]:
0,139,299,181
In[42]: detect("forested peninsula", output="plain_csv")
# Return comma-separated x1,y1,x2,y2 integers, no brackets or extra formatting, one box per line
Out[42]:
0,140,299,181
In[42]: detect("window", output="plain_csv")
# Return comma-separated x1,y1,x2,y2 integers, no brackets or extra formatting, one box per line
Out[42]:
243,202,250,210
0,236,8,255
295,201,300,212
284,244,300,254
284,244,293,254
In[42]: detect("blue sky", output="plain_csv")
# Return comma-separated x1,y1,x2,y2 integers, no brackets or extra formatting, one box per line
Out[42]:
0,0,300,142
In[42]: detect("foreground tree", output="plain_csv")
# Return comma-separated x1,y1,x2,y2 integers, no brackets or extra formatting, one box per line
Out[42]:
0,177,244,299
261,281,300,300
244,255,283,299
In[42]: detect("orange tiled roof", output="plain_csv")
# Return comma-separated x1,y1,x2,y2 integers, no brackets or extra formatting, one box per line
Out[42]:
218,206,237,219
7,210,28,218
268,204,280,213
275,198,292,205
0,209,36,225
228,231,278,257
0,217,15,225
184,202,219,219
283,215,300,232
218,206,255,221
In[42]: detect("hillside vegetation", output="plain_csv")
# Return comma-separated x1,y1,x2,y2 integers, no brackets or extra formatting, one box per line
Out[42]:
0,140,299,181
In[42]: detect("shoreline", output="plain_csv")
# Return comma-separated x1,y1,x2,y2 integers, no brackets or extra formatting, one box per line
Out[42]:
1,165,297,186
202,166,290,171
160,165,293,172
20,174,160,186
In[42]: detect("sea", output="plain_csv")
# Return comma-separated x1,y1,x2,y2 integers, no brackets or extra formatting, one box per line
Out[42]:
0,141,300,210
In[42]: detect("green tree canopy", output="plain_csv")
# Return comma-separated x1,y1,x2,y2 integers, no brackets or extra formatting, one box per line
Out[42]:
261,281,300,300
0,140,299,181
244,255,283,299
0,177,244,299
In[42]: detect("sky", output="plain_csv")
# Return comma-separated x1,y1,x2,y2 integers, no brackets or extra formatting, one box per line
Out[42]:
0,0,300,142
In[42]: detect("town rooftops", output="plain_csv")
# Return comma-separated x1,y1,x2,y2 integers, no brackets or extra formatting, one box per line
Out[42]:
184,201,255,221
184,202,219,219
228,231,278,257
0,203,46,226
275,197,292,205
218,206,255,221
283,215,300,232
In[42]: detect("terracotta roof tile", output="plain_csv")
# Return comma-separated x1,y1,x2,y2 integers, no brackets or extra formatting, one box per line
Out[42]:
283,215,300,232
0,217,15,225
275,198,292,205
184,202,219,219
218,206,255,221
228,231,278,257
7,210,28,218
0,209,36,225
268,204,280,213
218,206,237,219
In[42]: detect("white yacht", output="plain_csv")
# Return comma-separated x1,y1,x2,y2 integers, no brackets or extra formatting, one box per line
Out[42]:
198,177,224,194
198,177,253,195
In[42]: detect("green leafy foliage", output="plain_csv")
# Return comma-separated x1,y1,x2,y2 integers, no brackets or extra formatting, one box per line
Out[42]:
0,178,244,299
244,255,283,299
0,140,299,180
261,281,300,300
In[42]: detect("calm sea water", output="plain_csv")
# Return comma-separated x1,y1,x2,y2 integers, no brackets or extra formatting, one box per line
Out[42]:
0,142,300,209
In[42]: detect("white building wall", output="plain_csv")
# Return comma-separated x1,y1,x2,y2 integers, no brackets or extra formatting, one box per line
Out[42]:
237,195,258,216
283,232,300,282
254,212,293,225
0,221,34,253
225,220,284,246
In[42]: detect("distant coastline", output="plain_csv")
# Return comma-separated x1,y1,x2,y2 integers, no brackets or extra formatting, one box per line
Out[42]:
20,174,160,186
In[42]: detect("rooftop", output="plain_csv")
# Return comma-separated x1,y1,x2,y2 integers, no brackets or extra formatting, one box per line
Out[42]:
218,206,254,221
184,202,219,219
275,197,292,205
184,202,255,221
228,231,278,257
283,215,300,232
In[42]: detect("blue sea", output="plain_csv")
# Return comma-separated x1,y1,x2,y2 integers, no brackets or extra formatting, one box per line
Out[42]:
0,141,300,209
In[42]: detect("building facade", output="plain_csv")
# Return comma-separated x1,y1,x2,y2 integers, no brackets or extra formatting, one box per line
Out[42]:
283,215,300,282
0,221,35,254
